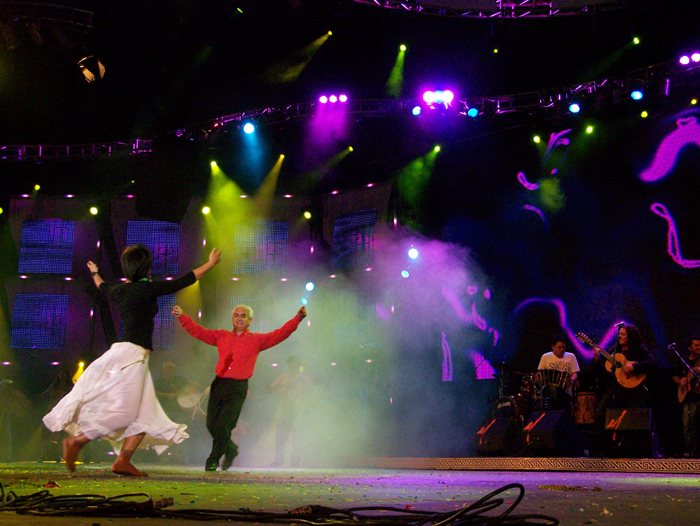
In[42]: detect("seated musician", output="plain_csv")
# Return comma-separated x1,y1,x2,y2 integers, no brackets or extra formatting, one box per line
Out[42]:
537,335,580,414
593,323,656,429
672,335,700,458
154,361,189,420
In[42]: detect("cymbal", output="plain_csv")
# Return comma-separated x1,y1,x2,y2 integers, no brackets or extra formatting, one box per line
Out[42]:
492,362,513,370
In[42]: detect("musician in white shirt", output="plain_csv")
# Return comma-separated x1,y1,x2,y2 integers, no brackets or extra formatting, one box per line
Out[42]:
537,336,580,413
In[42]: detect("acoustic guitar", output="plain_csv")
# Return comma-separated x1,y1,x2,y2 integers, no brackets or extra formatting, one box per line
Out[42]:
575,332,646,389
673,344,700,403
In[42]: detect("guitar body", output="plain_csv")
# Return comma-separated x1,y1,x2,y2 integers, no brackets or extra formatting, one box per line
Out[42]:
678,371,700,403
603,352,646,389
679,380,689,404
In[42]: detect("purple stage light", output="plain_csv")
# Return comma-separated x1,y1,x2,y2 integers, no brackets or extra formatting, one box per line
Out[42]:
693,53,700,62
423,91,434,104
443,90,454,104
329,95,338,103
339,94,348,102
680,55,690,65
319,96,328,103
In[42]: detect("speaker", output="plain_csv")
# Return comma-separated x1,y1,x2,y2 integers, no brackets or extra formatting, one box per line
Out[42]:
523,411,590,457
474,416,523,456
604,408,654,458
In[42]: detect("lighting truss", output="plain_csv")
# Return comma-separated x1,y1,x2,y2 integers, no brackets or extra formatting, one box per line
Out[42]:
352,0,628,19
0,2,93,29
2,59,699,162
0,140,152,161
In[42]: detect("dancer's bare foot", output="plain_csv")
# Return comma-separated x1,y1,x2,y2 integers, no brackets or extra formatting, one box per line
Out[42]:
62,437,84,472
111,458,148,477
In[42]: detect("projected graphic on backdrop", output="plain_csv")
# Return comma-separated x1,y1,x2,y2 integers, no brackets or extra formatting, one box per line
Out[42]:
126,220,180,275
18,219,76,274
10,294,68,349
232,222,289,274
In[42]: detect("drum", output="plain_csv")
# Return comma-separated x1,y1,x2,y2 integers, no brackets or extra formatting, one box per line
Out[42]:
575,392,597,425
520,374,539,396
493,395,530,424
493,396,518,418
540,369,570,389
176,384,203,409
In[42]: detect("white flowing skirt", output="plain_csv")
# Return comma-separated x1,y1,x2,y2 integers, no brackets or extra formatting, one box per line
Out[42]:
43,342,188,454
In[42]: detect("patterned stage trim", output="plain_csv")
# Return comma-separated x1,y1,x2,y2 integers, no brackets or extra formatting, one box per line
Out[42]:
356,457,700,474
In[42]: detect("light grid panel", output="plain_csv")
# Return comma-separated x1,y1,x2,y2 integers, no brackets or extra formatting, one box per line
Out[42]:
331,209,377,270
126,220,180,275
153,295,176,350
18,219,76,274
232,222,288,274
10,294,69,349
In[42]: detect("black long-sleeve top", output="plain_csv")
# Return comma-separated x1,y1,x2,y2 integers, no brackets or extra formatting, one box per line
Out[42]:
99,271,196,350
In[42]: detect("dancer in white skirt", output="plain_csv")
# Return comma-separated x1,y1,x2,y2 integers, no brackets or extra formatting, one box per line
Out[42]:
43,244,221,476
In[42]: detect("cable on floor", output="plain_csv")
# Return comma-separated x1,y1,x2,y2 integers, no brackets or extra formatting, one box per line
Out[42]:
0,481,559,524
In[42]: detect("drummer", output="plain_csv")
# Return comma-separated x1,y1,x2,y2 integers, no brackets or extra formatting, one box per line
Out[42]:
154,361,189,420
536,335,580,414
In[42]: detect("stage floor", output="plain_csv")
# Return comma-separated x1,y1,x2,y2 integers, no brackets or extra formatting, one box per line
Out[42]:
1,459,699,526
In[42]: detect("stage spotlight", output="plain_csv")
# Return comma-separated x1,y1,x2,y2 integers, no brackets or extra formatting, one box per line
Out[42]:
586,126,594,134
422,89,455,110
301,297,308,305
680,55,691,66
77,53,105,83
534,135,541,143
633,37,640,45
303,210,312,219
401,270,409,278
34,184,40,191
693,53,700,63
320,95,328,103
339,94,348,102
210,161,217,167
305,282,315,291
243,123,255,134
412,106,422,116
329,95,338,103
408,247,418,259
89,207,98,215
202,206,211,214
400,44,406,51
434,145,441,152
467,107,479,118
630,90,644,100
568,102,581,114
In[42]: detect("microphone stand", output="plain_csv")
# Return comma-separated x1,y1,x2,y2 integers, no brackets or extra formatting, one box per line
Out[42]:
670,343,696,376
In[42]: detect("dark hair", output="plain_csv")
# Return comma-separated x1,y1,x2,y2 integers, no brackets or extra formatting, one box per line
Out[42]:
617,323,644,349
686,335,700,348
550,335,567,347
121,244,153,281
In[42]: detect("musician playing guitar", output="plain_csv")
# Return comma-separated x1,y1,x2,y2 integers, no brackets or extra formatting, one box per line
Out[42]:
592,323,656,432
672,336,700,458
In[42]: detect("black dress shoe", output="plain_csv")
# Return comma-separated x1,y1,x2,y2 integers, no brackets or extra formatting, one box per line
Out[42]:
221,445,238,471
205,459,218,471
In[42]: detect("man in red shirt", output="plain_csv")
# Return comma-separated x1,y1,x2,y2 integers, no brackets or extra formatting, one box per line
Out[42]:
173,304,306,471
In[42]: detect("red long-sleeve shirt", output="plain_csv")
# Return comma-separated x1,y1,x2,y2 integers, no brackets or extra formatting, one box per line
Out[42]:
178,314,301,379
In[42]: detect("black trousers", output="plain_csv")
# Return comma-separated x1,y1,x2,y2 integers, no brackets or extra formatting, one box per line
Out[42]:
206,376,248,463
